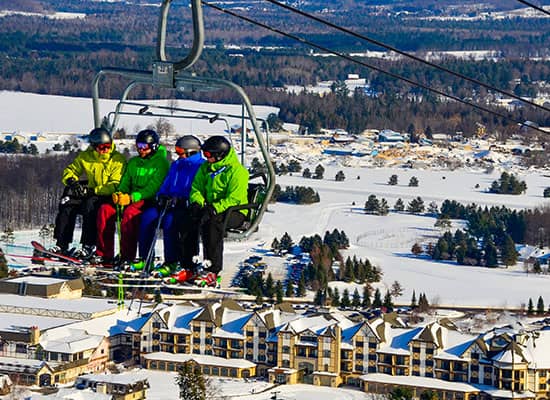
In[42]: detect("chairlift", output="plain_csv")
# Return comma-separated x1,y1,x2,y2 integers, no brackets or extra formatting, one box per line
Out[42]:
91,0,275,239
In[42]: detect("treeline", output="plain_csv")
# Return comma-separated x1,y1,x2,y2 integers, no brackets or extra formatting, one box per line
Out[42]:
0,154,71,230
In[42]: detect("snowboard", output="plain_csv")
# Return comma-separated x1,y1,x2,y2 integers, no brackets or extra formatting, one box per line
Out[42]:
31,241,83,265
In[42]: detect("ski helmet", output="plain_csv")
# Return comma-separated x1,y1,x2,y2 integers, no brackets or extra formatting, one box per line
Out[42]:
201,135,231,161
136,129,160,152
175,135,202,155
88,127,112,148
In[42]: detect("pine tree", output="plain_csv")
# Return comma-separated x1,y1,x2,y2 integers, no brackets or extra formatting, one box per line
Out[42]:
176,361,206,400
388,174,398,185
297,272,306,297
352,288,361,308
411,290,417,308
484,239,498,267
408,176,419,187
383,290,393,309
362,284,371,308
527,298,534,315
341,289,351,308
302,168,312,178
275,281,284,304
378,198,389,215
332,287,340,306
372,288,382,307
394,198,405,211
279,232,294,252
537,296,545,315
335,170,345,181
271,238,280,253
264,273,275,299
500,234,518,267
285,281,294,297
314,164,325,179
364,195,380,214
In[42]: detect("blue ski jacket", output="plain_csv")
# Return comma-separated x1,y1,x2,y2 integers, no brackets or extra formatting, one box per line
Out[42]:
157,152,205,200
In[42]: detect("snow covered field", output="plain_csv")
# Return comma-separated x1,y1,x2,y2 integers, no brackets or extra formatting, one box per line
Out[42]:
2,91,550,309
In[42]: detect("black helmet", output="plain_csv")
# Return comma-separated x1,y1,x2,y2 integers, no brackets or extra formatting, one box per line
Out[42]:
89,127,112,147
202,136,231,161
136,129,160,152
175,135,202,154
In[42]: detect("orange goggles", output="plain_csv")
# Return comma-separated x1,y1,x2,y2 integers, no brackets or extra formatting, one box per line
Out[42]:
175,146,190,157
95,143,112,152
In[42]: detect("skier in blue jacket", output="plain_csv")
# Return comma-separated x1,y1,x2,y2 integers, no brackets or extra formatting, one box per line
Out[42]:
137,135,204,273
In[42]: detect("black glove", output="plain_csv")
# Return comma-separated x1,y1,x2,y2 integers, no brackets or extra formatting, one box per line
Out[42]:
156,195,172,209
67,178,89,198
188,202,202,218
203,204,217,220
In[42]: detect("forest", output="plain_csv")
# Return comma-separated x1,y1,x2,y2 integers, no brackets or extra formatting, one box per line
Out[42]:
0,0,549,139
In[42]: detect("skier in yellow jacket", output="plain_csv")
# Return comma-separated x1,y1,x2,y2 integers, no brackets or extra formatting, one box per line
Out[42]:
49,127,126,259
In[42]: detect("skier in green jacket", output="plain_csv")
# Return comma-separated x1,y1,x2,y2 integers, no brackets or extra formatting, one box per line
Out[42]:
95,129,169,265
182,135,249,286
49,127,126,259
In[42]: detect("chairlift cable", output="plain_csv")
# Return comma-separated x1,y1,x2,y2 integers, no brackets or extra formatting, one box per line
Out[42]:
515,0,550,16
263,0,549,113
202,1,549,135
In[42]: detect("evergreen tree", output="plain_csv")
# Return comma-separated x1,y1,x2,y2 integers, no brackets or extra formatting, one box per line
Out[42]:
332,287,340,306
483,239,498,267
352,288,361,308
388,174,398,185
500,234,518,267
176,361,206,400
335,170,345,181
302,168,312,178
390,387,414,400
528,298,534,315
271,238,280,253
297,272,306,297
407,197,425,214
364,194,380,214
408,176,419,187
383,290,393,309
341,289,351,308
372,288,382,307
537,296,545,315
411,290,417,308
279,232,294,252
285,281,294,297
362,284,371,308
0,249,8,279
314,164,325,179
378,198,389,215
275,281,284,304
314,289,324,306
533,260,542,274
420,390,439,400
427,201,439,215
264,273,275,299
394,198,405,211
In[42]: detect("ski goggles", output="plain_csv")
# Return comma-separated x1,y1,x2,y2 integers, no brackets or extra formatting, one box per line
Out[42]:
175,146,191,157
202,150,214,158
94,143,111,152
136,142,150,151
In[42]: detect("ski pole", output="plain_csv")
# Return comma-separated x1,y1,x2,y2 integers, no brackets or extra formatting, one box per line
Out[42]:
115,204,123,264
143,202,169,276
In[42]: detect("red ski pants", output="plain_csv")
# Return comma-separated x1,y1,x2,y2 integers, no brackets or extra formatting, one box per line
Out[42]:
96,200,146,261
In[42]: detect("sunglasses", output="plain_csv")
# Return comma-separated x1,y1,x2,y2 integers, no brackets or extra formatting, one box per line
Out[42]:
136,142,150,151
95,143,111,152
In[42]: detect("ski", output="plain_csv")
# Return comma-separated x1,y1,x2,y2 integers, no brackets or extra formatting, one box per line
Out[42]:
30,241,83,265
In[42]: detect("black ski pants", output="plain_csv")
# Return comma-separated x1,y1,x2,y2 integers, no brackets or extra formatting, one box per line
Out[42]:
177,207,245,274
54,194,110,249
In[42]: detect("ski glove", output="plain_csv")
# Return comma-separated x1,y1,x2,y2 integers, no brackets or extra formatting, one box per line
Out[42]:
112,192,131,206
203,204,217,220
67,178,89,198
156,195,174,209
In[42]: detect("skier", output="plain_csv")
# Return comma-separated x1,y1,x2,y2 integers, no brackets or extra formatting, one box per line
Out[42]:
94,129,169,266
135,135,205,276
49,127,126,259
182,135,249,286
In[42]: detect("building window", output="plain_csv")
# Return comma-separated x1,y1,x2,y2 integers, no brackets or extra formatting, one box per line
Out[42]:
282,346,290,354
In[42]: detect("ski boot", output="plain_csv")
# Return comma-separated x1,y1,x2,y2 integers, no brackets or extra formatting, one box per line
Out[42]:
166,268,196,284
194,272,221,289
153,262,179,278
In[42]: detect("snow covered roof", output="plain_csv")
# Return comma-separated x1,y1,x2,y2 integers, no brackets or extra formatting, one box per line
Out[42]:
39,328,104,354
0,294,118,319
379,327,422,355
143,352,256,369
77,371,149,386
28,387,113,400
0,312,77,333
360,373,479,392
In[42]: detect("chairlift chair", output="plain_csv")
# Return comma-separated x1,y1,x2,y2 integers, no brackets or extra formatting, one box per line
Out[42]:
91,0,275,239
